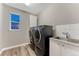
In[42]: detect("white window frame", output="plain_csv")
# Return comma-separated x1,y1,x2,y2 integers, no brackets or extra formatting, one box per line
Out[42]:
9,12,21,31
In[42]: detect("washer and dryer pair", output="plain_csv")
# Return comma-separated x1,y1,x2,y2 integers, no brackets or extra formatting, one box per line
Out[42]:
29,25,53,56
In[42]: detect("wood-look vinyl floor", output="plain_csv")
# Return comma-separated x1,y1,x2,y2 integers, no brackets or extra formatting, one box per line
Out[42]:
0,44,36,56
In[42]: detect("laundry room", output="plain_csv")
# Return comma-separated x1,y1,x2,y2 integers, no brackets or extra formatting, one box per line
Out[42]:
1,2,79,56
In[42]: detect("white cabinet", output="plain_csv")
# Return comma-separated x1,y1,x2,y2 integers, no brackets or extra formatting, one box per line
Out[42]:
61,43,79,56
29,15,37,27
50,40,61,56
50,39,79,56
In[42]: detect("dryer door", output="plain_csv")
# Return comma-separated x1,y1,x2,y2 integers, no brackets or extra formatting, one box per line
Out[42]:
29,29,34,44
34,28,41,44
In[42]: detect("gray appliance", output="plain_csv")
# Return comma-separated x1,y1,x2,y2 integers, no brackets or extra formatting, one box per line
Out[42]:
29,27,35,51
29,25,53,56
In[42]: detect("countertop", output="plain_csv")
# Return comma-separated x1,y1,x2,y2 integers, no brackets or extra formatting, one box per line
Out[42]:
50,38,79,47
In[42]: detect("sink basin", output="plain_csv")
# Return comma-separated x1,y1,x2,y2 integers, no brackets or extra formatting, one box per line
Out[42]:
55,37,79,44
67,39,79,44
61,38,79,44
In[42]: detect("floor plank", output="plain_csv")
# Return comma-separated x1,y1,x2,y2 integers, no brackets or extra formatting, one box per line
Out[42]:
0,44,36,56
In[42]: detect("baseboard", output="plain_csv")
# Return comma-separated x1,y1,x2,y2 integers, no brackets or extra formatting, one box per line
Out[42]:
0,43,30,54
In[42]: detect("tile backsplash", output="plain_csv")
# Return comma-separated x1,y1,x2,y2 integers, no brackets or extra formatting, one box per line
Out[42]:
56,24,79,40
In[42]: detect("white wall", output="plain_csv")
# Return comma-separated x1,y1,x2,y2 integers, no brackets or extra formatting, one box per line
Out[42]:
0,4,3,49
38,4,79,26
0,4,30,49
56,24,79,40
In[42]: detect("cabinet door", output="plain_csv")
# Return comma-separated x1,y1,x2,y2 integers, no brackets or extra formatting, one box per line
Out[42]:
61,43,79,56
50,40,61,56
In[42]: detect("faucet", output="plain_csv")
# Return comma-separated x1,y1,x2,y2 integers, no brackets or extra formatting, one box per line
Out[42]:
62,32,71,40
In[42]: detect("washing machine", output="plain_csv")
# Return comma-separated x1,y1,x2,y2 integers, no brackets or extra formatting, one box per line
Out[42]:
33,25,53,56
29,27,35,51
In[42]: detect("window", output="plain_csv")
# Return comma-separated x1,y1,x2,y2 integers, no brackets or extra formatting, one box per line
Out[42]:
10,13,20,30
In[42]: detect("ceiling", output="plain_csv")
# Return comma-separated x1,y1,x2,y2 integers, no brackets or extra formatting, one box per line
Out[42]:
5,3,79,15
26,3,79,15
26,3,53,15
5,3,51,15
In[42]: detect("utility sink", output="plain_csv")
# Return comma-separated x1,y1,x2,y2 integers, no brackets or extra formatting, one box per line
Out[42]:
55,37,79,44
60,38,79,44
67,39,79,44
